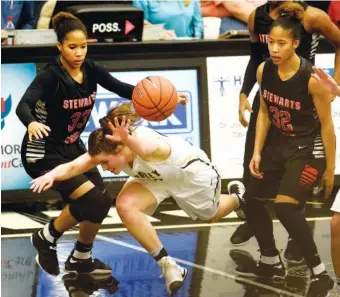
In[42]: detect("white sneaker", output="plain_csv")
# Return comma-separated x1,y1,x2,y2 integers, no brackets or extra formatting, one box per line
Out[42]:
227,181,246,205
158,256,187,296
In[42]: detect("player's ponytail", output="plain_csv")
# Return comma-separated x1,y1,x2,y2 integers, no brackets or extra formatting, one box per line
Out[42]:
270,2,305,40
52,12,87,43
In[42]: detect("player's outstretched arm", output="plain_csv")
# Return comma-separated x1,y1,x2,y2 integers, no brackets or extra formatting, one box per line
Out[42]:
105,117,170,162
30,153,99,193
312,66,340,97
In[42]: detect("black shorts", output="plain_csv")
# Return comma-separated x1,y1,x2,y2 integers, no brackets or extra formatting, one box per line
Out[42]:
21,135,104,200
246,135,326,202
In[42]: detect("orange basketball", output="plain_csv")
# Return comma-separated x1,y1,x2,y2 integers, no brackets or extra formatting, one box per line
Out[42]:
132,76,178,121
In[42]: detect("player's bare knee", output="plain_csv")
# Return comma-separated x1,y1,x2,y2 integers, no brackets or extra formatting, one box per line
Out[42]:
69,187,112,224
116,194,134,218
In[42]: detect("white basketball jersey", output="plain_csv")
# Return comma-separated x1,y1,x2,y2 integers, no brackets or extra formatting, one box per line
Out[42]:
123,126,210,182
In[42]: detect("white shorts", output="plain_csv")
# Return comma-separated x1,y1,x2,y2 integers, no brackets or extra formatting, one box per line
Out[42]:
125,160,221,221
331,190,340,213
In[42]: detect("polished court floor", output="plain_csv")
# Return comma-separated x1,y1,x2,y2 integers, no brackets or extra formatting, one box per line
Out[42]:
1,196,338,297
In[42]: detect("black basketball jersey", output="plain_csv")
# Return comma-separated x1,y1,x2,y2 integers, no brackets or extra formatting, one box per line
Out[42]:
18,58,134,146
254,1,320,64
261,57,320,141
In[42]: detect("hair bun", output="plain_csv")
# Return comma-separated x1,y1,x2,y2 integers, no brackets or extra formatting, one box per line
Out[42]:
52,12,77,32
275,2,304,21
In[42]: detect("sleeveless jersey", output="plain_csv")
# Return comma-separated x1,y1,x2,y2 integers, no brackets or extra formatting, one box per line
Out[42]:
261,57,320,141
123,126,212,182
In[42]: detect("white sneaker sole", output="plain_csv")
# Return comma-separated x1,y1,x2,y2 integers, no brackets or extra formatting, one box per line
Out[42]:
168,268,188,296
64,267,112,275
283,254,304,264
235,269,287,282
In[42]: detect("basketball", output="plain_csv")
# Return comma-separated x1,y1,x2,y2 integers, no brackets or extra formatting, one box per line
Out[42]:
132,76,178,121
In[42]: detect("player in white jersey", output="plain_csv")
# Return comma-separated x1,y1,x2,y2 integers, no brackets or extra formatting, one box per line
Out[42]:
30,102,245,296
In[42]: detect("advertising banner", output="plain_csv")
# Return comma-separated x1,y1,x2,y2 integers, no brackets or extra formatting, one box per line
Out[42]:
1,63,36,190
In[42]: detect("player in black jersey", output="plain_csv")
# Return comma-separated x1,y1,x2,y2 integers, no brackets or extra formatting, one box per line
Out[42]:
232,0,340,255
15,12,135,276
309,67,340,295
17,12,187,277
232,12,336,297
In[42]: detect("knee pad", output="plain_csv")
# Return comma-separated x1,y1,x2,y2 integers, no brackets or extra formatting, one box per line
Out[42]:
275,203,298,223
69,187,113,223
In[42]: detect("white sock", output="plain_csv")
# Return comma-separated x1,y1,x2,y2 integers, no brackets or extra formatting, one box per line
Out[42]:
72,249,91,260
312,263,326,275
42,223,55,244
150,246,163,258
260,255,281,265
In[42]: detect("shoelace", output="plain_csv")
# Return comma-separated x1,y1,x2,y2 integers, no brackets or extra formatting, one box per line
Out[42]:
159,257,177,278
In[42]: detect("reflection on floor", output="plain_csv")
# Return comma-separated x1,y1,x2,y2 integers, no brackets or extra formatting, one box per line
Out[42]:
2,218,339,297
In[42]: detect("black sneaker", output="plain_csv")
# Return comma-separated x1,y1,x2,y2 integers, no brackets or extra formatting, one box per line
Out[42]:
31,230,59,276
307,273,334,297
65,253,112,274
283,238,304,264
230,223,254,246
63,272,119,296
234,252,286,281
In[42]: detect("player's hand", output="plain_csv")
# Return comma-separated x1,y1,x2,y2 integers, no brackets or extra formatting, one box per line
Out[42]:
312,66,340,98
30,173,54,193
249,153,263,179
321,168,334,199
105,116,130,143
239,94,253,127
28,121,51,142
177,93,188,105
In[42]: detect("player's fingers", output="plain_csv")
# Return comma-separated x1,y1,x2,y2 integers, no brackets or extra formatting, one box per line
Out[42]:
38,181,47,194
43,182,52,192
41,127,49,137
114,117,120,128
36,130,43,139
122,115,126,127
32,131,39,140
311,73,321,83
127,118,131,127
43,125,51,132
28,133,33,142
107,121,115,131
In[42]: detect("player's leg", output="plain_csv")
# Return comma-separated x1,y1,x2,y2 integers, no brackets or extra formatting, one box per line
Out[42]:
233,144,286,279
331,191,340,292
116,179,187,296
208,191,244,223
230,92,261,245
275,153,334,296
31,170,112,275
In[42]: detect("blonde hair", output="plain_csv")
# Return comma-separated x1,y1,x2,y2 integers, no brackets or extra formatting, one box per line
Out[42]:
88,102,140,156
